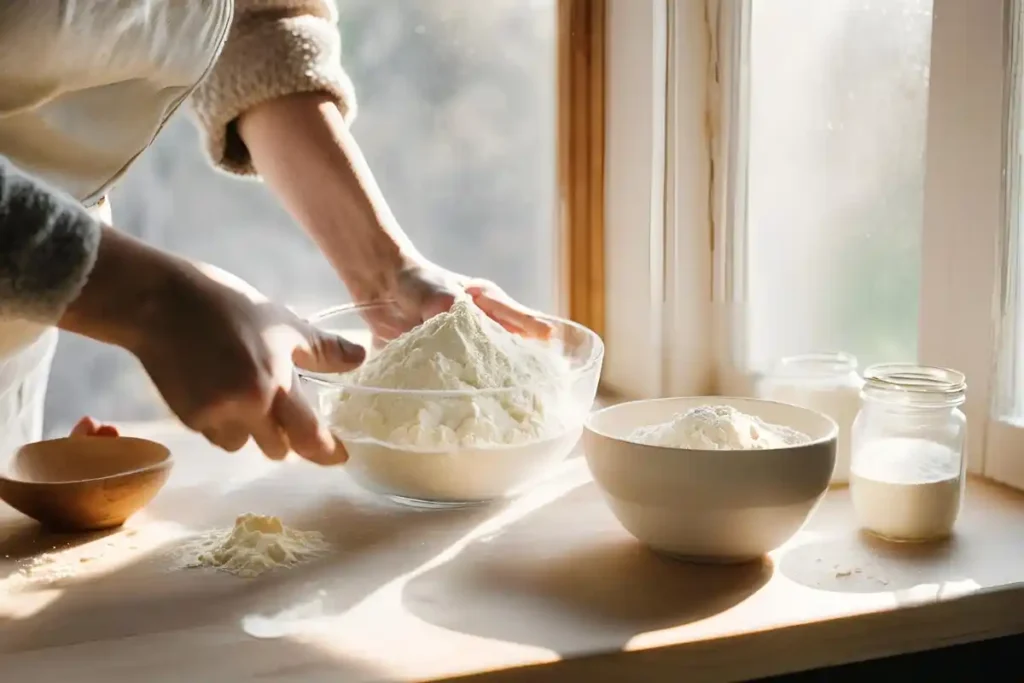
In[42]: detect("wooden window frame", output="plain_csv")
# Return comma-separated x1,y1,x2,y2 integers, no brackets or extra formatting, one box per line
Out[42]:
594,0,715,399
558,0,607,340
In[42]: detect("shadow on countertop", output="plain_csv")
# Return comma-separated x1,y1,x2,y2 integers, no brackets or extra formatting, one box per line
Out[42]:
402,481,773,658
0,446,501,659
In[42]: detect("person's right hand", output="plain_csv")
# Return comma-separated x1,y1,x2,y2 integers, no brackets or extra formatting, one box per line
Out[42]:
60,228,365,464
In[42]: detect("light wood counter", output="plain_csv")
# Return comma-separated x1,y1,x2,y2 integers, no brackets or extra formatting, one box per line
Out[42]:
2,422,1024,682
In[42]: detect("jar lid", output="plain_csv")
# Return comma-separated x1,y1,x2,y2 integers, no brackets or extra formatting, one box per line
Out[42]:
862,363,966,404
774,352,859,378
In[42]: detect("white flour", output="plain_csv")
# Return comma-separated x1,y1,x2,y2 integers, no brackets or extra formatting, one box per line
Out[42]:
850,437,963,541
3,529,142,588
628,405,811,450
177,514,329,578
329,300,572,449
761,370,862,483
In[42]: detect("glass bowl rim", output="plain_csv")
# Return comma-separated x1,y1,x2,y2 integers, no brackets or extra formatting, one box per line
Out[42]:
296,301,605,396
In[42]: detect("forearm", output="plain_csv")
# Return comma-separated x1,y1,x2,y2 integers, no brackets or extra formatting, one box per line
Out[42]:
0,159,100,325
58,226,184,352
237,93,418,301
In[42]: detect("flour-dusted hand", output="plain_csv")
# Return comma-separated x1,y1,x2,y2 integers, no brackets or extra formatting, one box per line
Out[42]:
61,228,365,464
358,260,554,343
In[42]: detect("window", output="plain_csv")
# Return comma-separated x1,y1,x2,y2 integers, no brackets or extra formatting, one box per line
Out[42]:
741,0,933,373
985,0,1024,486
603,0,1020,486
603,0,940,400
44,0,560,435
716,0,1013,479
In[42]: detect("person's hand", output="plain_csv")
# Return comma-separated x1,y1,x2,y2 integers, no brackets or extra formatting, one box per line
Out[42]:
70,417,119,437
134,263,365,464
60,228,365,464
362,259,554,342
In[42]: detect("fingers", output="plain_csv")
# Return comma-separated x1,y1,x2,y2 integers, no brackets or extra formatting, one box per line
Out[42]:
200,417,290,461
71,416,98,437
271,378,346,466
71,417,120,438
201,422,249,452
465,282,554,340
250,421,290,461
292,326,366,375
184,312,350,464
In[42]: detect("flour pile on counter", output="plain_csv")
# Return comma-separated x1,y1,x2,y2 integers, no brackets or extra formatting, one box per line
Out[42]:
178,514,328,578
329,300,572,448
628,405,811,449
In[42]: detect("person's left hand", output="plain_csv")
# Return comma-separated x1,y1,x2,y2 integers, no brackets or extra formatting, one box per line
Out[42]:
361,260,554,343
70,416,120,437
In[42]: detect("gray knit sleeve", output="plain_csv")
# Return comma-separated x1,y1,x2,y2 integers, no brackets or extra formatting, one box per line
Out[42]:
0,158,101,324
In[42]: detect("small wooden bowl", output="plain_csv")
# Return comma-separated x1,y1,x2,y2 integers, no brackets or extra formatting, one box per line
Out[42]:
0,436,172,532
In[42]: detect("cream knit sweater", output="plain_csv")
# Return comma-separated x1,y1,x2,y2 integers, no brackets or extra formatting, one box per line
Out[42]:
192,0,356,175
0,0,355,327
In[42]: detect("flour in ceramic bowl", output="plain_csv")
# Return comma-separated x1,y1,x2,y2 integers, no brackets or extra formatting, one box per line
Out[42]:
329,300,573,449
628,405,812,450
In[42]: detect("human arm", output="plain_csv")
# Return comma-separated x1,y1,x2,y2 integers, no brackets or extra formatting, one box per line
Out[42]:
0,157,359,463
0,158,99,328
59,225,363,464
190,1,551,338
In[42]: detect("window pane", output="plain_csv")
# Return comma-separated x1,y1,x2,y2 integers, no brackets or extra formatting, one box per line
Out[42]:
1001,2,1024,420
742,0,933,372
45,0,557,434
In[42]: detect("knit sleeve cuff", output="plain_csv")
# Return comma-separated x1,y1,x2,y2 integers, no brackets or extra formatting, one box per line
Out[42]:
0,162,101,325
190,12,357,177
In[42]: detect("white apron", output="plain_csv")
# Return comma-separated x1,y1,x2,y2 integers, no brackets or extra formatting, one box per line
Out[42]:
0,1,232,460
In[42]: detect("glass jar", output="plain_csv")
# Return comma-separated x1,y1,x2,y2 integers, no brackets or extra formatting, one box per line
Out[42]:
849,364,967,542
759,352,863,484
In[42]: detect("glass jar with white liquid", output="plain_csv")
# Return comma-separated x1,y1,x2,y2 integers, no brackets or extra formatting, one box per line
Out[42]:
759,352,863,484
850,364,967,542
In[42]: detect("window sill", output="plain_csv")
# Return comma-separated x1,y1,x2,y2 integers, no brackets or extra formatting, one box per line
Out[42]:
2,423,1024,681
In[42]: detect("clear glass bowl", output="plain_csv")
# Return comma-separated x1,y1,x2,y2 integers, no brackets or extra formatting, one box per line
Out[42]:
298,302,604,508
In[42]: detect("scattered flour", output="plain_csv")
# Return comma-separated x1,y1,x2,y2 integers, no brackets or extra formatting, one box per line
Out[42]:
329,300,573,449
628,405,812,450
8,553,81,586
178,514,329,578
4,533,138,588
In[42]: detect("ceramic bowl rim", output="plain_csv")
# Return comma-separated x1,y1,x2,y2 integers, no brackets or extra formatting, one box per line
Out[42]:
584,396,839,453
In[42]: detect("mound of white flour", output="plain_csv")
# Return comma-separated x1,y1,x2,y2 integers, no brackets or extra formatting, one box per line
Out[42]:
329,300,572,448
629,405,811,450
179,514,329,578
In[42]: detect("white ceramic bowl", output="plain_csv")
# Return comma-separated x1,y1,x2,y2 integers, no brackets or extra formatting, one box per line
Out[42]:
583,397,837,563
299,302,604,508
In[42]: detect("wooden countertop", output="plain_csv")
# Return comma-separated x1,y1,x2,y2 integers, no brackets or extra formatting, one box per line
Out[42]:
2,422,1024,682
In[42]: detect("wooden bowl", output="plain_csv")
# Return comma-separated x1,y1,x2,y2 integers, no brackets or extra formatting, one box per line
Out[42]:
0,436,173,531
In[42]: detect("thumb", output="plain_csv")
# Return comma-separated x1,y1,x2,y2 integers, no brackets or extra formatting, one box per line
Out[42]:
420,291,457,322
293,325,367,374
